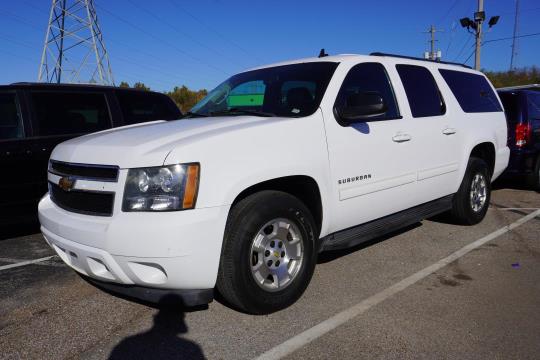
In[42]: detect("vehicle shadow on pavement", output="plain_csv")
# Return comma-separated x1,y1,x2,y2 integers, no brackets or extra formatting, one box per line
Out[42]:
108,295,207,360
492,178,535,192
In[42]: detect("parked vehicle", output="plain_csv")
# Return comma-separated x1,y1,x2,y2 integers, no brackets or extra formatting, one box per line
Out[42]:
497,84,540,190
0,83,181,225
38,53,509,314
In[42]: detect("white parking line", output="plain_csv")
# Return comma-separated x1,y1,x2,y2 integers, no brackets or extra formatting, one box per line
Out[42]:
0,255,58,272
255,209,540,360
0,256,63,268
493,207,540,211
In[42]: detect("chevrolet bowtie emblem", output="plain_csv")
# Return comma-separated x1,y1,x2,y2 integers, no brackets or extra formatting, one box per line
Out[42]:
58,176,76,192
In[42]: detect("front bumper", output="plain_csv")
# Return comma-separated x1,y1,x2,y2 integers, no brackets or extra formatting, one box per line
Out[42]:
81,275,213,306
39,194,230,293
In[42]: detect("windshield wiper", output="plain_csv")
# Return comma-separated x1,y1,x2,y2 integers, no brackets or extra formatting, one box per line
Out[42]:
210,108,275,117
181,111,208,119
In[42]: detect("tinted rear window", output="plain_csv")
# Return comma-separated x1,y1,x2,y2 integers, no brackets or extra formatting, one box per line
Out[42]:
396,64,445,118
439,69,502,113
116,91,180,125
32,92,112,136
498,92,521,124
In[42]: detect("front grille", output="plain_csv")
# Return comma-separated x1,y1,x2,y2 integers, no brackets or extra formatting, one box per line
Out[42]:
50,183,114,217
50,161,119,181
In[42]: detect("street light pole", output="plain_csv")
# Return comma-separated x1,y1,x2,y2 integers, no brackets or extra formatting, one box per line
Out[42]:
474,0,484,70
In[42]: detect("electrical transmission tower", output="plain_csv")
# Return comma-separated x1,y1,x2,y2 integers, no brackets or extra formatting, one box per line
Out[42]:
38,0,114,85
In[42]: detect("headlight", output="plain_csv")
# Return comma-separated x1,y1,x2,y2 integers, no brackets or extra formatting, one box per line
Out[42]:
122,163,200,212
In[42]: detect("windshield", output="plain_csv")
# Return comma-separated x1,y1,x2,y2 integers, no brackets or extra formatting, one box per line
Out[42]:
189,62,338,118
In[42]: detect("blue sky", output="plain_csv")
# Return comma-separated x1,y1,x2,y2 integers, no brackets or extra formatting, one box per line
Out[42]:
1,0,539,92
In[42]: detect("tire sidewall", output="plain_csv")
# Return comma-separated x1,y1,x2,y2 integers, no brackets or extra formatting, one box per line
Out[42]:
223,192,317,313
463,159,491,223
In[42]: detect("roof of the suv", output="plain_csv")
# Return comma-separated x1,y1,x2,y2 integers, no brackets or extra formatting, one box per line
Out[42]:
1,82,154,93
245,52,475,73
497,84,540,92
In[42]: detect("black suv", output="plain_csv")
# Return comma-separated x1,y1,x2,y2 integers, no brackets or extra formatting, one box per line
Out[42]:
0,83,181,225
498,84,540,190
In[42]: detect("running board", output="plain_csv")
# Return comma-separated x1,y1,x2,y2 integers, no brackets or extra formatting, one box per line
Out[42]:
320,195,454,252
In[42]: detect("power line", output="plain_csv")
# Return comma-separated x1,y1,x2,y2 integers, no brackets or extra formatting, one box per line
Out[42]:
483,32,540,44
0,9,44,31
125,0,239,67
453,33,473,61
436,0,460,25
463,49,475,64
0,7,219,88
95,3,229,75
166,0,263,63
445,21,458,57
105,38,219,83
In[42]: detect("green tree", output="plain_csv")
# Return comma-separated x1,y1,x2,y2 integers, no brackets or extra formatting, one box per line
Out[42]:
118,81,130,88
484,66,540,88
133,82,151,91
166,85,208,112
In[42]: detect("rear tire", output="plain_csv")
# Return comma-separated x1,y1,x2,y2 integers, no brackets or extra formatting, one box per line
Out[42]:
217,190,318,314
451,157,491,225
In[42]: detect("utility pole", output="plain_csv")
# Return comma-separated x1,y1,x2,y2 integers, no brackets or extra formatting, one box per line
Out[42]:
474,0,484,70
459,1,499,70
424,25,442,61
38,0,114,85
510,0,520,70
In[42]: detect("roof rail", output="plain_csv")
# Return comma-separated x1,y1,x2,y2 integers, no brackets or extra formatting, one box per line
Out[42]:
496,84,540,91
370,52,472,69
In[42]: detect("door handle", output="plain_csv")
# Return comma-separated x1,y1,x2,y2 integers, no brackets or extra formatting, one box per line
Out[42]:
442,127,457,135
392,133,412,143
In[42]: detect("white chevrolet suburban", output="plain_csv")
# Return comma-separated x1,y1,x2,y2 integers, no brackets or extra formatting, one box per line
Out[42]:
38,53,509,314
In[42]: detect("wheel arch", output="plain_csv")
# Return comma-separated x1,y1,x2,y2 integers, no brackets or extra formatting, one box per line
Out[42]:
469,142,496,177
230,175,324,233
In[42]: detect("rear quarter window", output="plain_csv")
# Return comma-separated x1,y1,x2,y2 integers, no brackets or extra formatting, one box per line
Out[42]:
31,91,112,136
439,69,502,113
116,91,180,125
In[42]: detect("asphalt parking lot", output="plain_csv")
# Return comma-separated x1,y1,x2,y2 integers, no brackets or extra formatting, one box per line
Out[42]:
1,183,539,360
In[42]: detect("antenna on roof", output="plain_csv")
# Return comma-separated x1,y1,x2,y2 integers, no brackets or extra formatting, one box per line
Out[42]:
318,49,329,58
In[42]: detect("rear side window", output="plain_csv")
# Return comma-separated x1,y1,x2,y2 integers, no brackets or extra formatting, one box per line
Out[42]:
32,92,111,136
0,92,24,140
116,91,179,125
396,64,445,118
334,62,400,121
439,69,502,113
527,93,540,120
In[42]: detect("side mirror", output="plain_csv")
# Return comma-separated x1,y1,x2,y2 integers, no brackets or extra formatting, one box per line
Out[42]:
335,91,387,124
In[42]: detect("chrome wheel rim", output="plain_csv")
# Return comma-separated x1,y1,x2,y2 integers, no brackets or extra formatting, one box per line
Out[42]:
249,218,304,292
470,173,487,212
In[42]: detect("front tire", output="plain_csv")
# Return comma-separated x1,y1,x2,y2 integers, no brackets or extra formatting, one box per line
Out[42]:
451,157,491,225
217,191,317,314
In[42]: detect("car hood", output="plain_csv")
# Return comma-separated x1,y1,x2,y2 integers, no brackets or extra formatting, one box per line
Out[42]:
50,117,285,168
